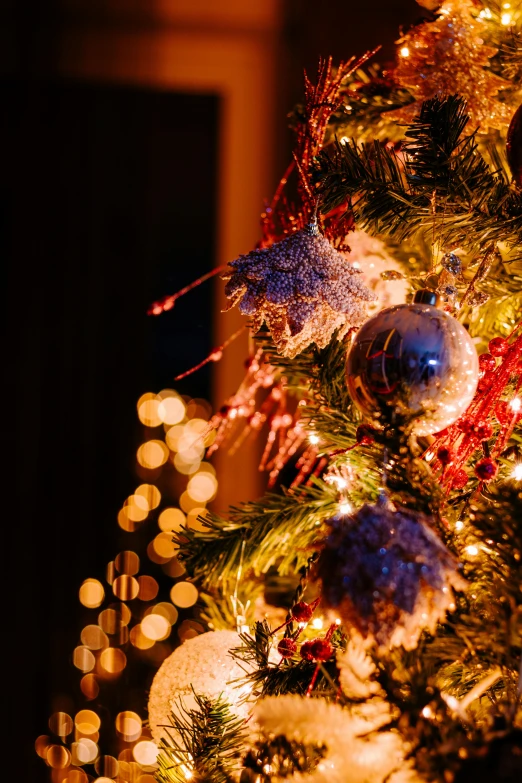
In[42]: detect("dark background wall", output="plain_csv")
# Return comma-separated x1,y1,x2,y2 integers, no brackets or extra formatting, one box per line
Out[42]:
3,1,420,780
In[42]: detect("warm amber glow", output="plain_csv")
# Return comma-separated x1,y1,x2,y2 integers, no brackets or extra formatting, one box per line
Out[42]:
49,712,74,737
138,574,159,601
72,737,98,764
158,507,186,532
80,674,99,700
73,646,96,673
80,625,109,651
179,490,205,513
150,601,178,625
79,579,105,608
173,451,201,474
137,393,163,427
136,440,169,469
46,744,71,769
129,624,155,649
74,710,101,735
100,647,127,674
133,740,159,765
117,507,140,532
135,483,161,509
152,532,179,559
186,507,210,531
158,394,186,425
35,735,51,759
123,494,149,522
94,755,119,777
162,557,186,578
114,550,140,575
170,581,199,608
141,613,171,641
115,711,142,742
187,472,218,502
65,768,89,782
112,575,139,601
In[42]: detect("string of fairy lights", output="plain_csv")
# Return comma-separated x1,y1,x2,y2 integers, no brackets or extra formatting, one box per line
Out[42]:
36,388,217,782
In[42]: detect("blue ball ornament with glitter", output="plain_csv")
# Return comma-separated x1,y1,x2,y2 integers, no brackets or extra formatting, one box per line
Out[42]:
345,290,479,436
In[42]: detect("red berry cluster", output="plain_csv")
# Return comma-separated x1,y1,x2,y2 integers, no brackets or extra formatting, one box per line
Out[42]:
300,638,333,662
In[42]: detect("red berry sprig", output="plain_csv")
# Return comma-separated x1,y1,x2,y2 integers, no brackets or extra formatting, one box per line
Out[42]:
277,638,297,658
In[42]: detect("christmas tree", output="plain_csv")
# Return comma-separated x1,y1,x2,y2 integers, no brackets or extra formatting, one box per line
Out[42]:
42,1,522,781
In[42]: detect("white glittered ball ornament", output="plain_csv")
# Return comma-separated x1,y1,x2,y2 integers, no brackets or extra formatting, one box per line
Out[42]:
148,630,251,745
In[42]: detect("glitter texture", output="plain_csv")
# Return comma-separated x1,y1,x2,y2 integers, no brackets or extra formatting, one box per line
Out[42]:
224,222,375,358
389,0,512,132
148,630,250,745
317,500,466,651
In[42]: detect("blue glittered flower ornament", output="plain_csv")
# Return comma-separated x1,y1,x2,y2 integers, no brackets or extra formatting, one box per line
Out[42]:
316,499,466,652
223,221,375,358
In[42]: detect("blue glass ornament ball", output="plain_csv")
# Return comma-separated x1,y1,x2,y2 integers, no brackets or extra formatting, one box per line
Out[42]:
346,296,479,436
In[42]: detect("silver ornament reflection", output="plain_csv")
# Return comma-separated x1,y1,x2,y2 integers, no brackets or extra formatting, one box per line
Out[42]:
346,295,479,435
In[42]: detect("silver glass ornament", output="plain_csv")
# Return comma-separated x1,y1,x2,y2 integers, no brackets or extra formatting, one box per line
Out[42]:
441,252,462,276
346,290,479,435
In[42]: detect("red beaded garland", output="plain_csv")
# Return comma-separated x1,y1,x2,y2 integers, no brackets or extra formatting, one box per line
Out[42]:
477,372,494,393
478,353,497,373
473,421,493,441
300,641,316,662
291,601,314,623
437,446,454,465
457,417,473,434
308,638,333,661
495,399,522,426
451,469,469,490
356,424,376,446
488,337,509,357
277,638,297,658
474,457,499,482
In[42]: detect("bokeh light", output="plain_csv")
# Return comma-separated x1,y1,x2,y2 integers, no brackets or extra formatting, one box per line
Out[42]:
112,575,139,601
133,741,158,766
94,755,119,777
137,574,159,601
46,745,71,769
186,472,218,502
135,483,161,509
170,581,199,608
79,579,105,609
80,674,99,700
72,738,98,764
123,495,149,523
73,647,95,673
136,440,169,469
114,550,140,575
41,384,218,780
115,711,142,742
74,710,101,735
152,533,178,560
129,624,155,650
80,626,109,651
49,712,74,738
100,648,127,674
137,393,163,427
158,507,185,532
158,395,185,425
141,613,171,641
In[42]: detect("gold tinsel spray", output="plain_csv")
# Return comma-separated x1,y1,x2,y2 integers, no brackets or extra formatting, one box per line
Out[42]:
389,0,512,132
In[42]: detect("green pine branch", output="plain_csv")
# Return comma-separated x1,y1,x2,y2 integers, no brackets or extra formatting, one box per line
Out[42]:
176,481,342,588
156,691,246,783
315,95,522,259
